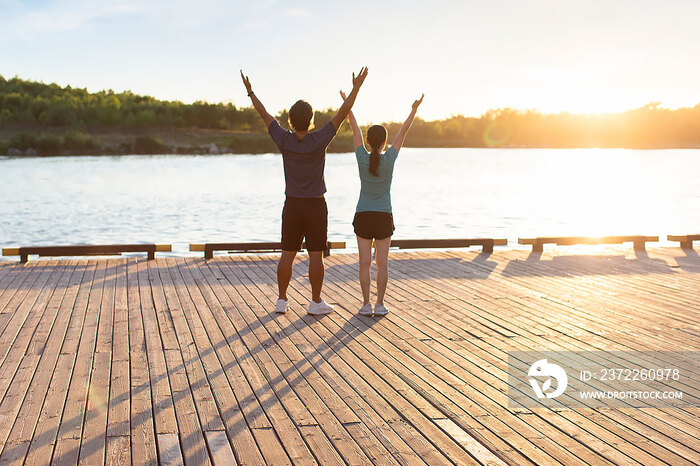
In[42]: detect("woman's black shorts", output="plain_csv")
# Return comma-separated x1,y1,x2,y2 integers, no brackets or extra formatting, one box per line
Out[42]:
353,211,395,240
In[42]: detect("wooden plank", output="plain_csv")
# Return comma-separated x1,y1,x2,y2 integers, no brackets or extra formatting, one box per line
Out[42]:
668,234,700,248
107,261,130,443
192,241,346,258
391,238,508,252
125,260,158,465
667,234,700,241
157,433,184,466
105,436,130,466
518,236,659,252
4,244,168,262
204,430,237,466
79,258,118,465
192,241,346,251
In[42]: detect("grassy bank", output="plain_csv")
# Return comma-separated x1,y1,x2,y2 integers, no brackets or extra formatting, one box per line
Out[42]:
0,128,357,156
2,75,700,155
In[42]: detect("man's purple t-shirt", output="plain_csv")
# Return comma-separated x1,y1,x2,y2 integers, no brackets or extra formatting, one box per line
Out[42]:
268,120,337,198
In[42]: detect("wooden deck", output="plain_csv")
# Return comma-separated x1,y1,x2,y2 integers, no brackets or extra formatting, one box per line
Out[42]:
0,246,697,465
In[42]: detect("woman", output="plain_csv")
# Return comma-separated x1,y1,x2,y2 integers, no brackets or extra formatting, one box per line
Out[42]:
340,91,424,316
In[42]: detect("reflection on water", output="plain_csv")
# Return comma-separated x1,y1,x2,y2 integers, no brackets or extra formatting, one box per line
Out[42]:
0,148,698,255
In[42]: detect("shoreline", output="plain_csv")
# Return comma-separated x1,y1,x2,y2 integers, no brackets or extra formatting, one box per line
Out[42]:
3,128,700,157
4,143,700,158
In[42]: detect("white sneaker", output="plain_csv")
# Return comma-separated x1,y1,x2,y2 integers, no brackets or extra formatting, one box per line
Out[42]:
374,304,388,316
274,298,289,314
307,299,334,315
358,304,373,316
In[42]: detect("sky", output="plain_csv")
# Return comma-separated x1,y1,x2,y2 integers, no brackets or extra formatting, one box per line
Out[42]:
1,0,699,123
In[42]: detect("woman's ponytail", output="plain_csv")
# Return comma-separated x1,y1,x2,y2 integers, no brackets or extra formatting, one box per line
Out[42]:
369,147,380,176
366,125,387,178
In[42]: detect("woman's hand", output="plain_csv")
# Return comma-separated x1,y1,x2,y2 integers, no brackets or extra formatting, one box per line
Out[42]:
412,93,424,111
339,90,347,101
240,70,253,94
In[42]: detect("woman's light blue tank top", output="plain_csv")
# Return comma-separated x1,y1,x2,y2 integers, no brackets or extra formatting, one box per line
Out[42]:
355,145,398,213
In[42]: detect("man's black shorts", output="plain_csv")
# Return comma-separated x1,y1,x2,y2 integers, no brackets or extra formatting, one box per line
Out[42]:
281,197,328,252
353,211,395,240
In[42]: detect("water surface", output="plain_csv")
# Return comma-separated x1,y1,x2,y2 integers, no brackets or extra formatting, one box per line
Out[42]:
1,148,698,256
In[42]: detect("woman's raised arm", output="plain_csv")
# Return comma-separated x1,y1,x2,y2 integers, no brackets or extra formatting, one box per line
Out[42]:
391,94,424,153
340,90,364,149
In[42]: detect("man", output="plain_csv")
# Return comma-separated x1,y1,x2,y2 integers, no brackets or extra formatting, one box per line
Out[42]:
240,67,368,315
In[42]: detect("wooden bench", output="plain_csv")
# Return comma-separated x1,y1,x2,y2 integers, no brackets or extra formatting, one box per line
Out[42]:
667,235,700,249
190,241,347,259
517,236,659,252
2,244,172,263
390,238,507,253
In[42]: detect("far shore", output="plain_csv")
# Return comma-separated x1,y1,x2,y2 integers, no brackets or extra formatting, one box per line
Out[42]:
3,128,699,157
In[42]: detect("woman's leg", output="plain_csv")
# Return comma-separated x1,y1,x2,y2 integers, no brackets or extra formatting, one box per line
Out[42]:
374,237,391,305
356,236,372,306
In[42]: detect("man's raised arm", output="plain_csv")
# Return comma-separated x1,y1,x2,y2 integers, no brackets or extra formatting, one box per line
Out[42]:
330,67,368,130
240,70,275,128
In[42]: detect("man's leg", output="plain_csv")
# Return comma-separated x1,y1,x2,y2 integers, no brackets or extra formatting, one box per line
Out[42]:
279,198,303,303
374,237,392,306
305,199,328,304
277,251,297,300
356,236,372,306
308,251,324,303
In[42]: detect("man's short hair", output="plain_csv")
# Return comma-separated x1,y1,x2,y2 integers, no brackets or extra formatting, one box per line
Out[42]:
289,100,314,132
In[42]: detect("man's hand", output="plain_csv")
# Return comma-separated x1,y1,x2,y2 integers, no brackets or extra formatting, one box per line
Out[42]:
330,67,368,129
240,70,253,95
351,67,368,90
240,70,275,127
412,93,425,111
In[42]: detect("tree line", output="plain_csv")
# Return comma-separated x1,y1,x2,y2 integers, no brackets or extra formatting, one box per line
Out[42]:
1,75,699,154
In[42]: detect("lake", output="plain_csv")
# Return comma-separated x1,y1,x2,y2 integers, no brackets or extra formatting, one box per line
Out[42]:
1,148,699,256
